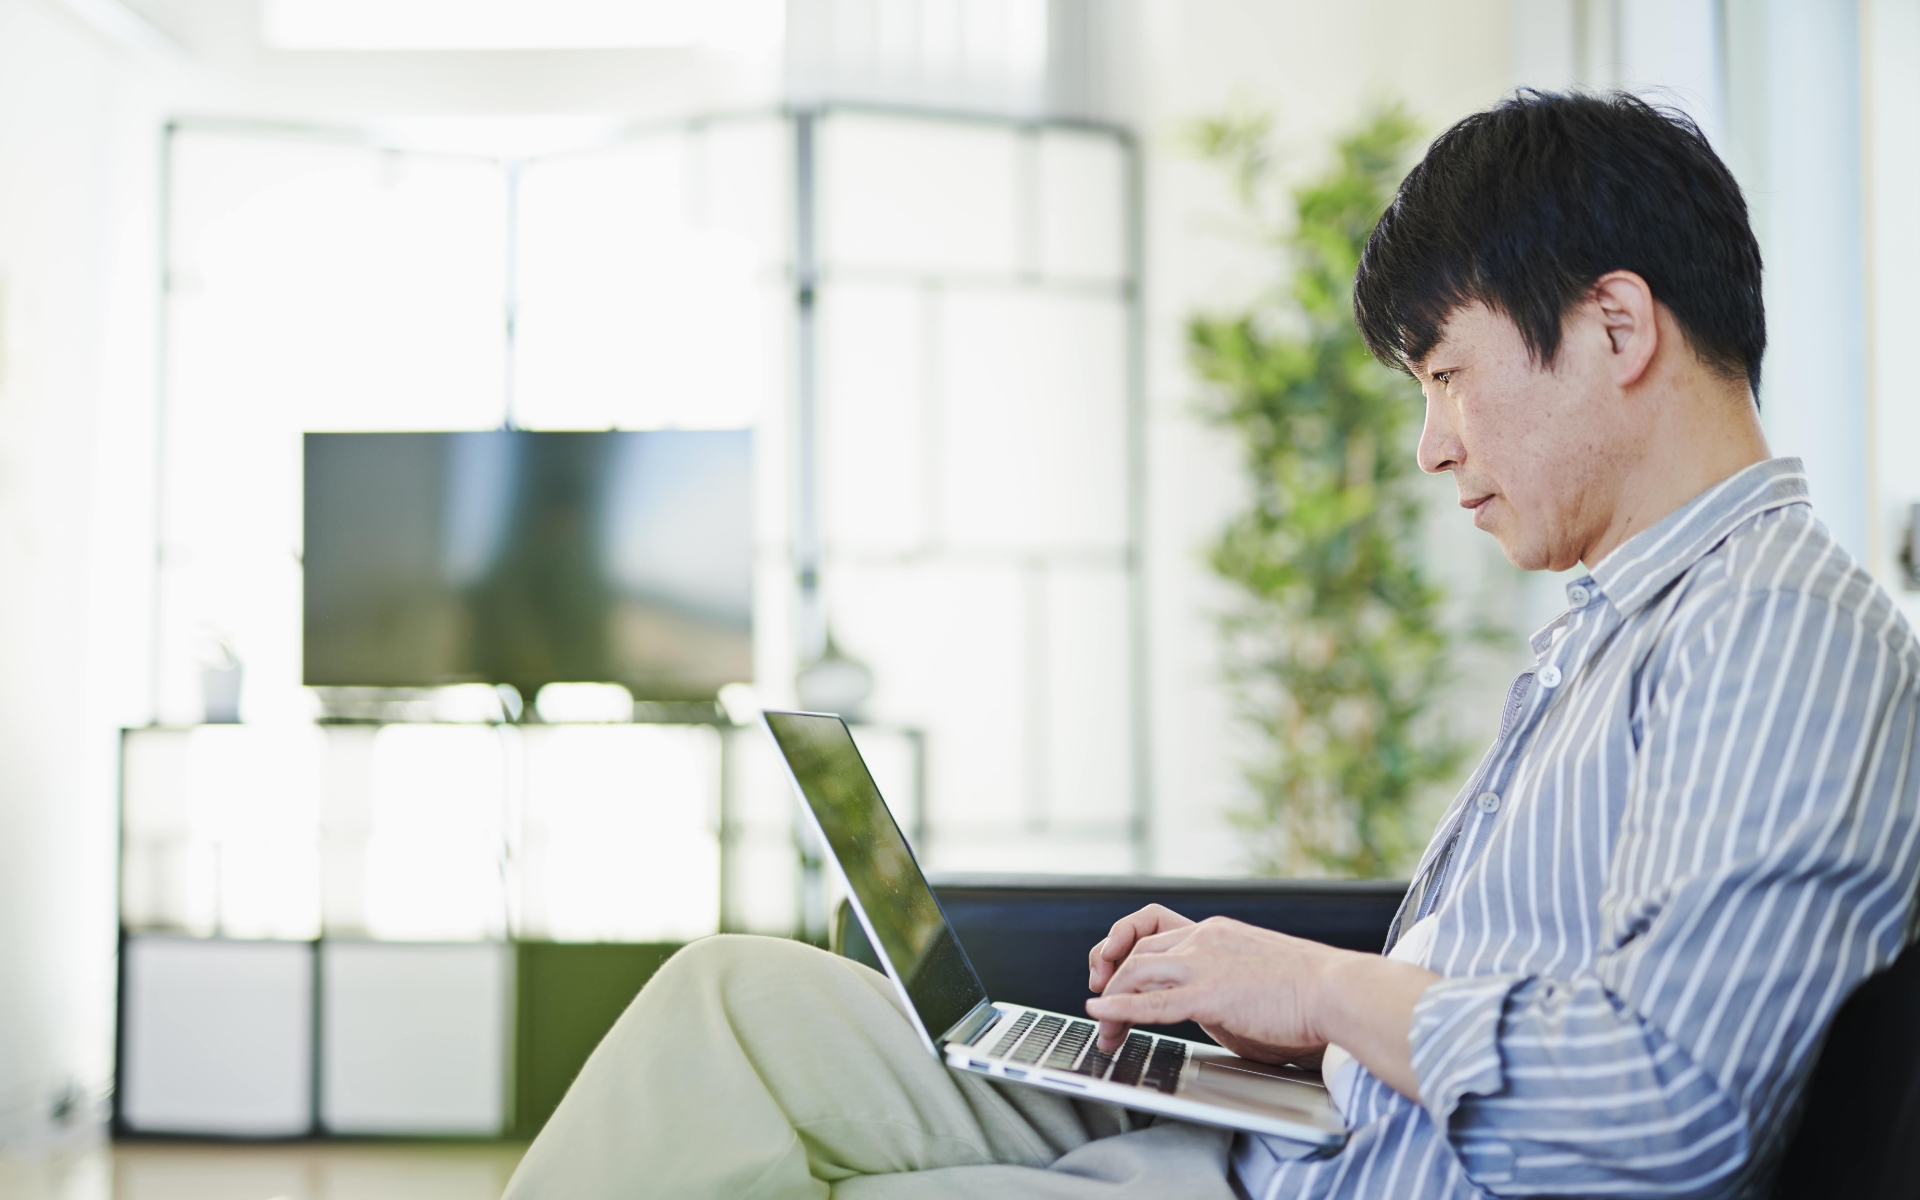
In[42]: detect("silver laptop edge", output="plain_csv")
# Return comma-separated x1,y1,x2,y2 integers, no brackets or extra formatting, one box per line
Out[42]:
762,710,1347,1147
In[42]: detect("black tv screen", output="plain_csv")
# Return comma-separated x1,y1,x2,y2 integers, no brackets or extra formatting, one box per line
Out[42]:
303,430,752,700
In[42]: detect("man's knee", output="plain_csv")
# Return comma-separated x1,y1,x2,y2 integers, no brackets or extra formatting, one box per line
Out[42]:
665,932,784,975
649,933,866,1004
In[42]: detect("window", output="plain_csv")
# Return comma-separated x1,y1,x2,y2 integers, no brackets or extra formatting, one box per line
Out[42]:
140,108,1140,949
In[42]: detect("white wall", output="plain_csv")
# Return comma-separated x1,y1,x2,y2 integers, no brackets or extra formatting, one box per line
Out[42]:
1725,0,1869,561
1866,0,1920,612
0,0,175,1150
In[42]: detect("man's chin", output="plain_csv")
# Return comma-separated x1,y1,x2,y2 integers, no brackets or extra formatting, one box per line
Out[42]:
1491,530,1554,572
1473,507,1559,570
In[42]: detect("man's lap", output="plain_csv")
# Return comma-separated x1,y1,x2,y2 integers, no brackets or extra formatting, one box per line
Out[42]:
502,935,1238,1199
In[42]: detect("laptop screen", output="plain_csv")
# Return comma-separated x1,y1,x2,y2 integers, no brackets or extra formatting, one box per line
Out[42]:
764,712,988,1043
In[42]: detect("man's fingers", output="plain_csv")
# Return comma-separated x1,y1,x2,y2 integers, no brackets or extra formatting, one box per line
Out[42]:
1103,905,1194,960
1097,912,1154,964
1086,986,1191,1044
1088,990,1178,1054
1089,937,1112,990
1102,950,1190,1001
1091,922,1184,990
1130,925,1199,958
1089,904,1194,991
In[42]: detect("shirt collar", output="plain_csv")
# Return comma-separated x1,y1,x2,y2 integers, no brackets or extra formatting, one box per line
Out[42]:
1586,457,1810,618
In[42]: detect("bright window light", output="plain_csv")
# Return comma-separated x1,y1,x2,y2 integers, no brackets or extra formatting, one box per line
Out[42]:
120,726,325,939
787,0,1048,112
365,726,509,941
430,683,517,724
512,134,782,431
367,115,629,160
261,0,784,51
521,726,721,941
534,683,635,724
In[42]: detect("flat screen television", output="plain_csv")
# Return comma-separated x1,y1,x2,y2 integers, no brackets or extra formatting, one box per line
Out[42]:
303,430,752,700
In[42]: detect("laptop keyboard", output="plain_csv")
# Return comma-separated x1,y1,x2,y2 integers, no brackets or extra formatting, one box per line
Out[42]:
986,1013,1186,1094
987,1011,1037,1058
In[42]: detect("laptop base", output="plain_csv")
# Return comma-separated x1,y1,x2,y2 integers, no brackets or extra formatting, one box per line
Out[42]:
946,1004,1346,1145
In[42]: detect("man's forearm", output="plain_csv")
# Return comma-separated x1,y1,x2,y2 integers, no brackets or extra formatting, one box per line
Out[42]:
1313,955,1439,1103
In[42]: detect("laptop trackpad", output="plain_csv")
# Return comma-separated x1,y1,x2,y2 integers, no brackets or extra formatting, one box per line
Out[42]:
1183,1057,1344,1130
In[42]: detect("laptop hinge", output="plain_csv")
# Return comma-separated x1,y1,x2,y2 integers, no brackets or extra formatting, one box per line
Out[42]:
940,999,1000,1048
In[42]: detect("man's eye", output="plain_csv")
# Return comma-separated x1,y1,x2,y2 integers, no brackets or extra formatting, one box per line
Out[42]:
1432,371,1452,384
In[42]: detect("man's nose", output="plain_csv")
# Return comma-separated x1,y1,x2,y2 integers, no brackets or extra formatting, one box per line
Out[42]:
1417,394,1461,474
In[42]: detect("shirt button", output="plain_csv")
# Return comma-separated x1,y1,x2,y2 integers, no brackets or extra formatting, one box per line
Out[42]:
1539,664,1563,688
1567,583,1591,608
1476,791,1502,814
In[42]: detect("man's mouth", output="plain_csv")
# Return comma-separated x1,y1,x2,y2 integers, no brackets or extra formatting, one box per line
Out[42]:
1461,494,1493,512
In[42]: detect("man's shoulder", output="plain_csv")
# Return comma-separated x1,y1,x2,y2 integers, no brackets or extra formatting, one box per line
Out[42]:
1674,502,1920,659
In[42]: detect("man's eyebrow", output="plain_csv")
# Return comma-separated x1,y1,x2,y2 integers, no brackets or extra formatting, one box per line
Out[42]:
1409,344,1467,378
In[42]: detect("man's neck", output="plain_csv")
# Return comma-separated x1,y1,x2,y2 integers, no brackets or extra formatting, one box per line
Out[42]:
1582,382,1771,568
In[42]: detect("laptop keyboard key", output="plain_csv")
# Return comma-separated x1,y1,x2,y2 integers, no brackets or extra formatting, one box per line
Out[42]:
1142,1039,1188,1093
988,1011,1037,1059
1045,1020,1096,1070
1108,1033,1154,1087
1010,1016,1066,1065
1074,1038,1116,1079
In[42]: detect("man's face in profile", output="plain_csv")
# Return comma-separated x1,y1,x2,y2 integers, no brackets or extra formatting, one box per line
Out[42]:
1412,300,1632,573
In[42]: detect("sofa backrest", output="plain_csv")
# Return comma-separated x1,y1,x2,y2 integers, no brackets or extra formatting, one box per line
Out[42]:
1770,935,1920,1200
835,873,1405,1045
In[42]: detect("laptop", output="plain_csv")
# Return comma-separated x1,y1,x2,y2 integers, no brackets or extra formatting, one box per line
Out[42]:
763,710,1348,1147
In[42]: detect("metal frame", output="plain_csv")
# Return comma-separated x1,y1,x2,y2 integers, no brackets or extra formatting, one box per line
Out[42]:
784,102,1149,871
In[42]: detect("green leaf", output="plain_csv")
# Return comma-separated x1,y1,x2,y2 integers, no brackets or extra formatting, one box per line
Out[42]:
1191,102,1480,878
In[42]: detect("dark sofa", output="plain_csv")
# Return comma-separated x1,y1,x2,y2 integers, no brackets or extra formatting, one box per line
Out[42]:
835,873,1920,1200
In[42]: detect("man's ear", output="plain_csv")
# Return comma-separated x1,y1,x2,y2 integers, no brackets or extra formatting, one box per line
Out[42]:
1588,270,1658,389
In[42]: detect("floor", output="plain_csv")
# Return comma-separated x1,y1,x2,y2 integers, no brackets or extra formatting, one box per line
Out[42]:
0,1140,527,1200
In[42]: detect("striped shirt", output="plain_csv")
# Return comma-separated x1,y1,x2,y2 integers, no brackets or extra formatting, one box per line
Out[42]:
1233,457,1920,1199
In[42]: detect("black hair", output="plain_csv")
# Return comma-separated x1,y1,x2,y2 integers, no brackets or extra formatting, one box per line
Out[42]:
1352,90,1765,396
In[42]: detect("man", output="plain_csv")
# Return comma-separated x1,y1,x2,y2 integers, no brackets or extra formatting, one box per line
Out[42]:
504,92,1920,1200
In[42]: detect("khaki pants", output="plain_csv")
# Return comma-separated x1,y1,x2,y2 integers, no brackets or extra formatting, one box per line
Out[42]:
502,935,1238,1199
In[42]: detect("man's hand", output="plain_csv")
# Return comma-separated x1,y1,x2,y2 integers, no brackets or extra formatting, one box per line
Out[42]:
1088,903,1195,994
1087,911,1340,1063
1083,907,1439,1102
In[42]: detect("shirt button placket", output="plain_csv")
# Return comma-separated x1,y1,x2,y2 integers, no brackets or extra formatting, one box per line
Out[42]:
1476,791,1501,814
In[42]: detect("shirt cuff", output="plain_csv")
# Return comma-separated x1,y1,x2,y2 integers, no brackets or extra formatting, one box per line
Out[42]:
1408,973,1525,1129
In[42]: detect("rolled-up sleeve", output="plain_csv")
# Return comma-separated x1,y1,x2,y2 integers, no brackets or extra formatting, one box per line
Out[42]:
1405,587,1920,1198
1408,974,1521,1121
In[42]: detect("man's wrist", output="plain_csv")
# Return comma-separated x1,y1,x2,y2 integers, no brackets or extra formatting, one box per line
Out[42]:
1308,951,1439,1102
1308,949,1375,1049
